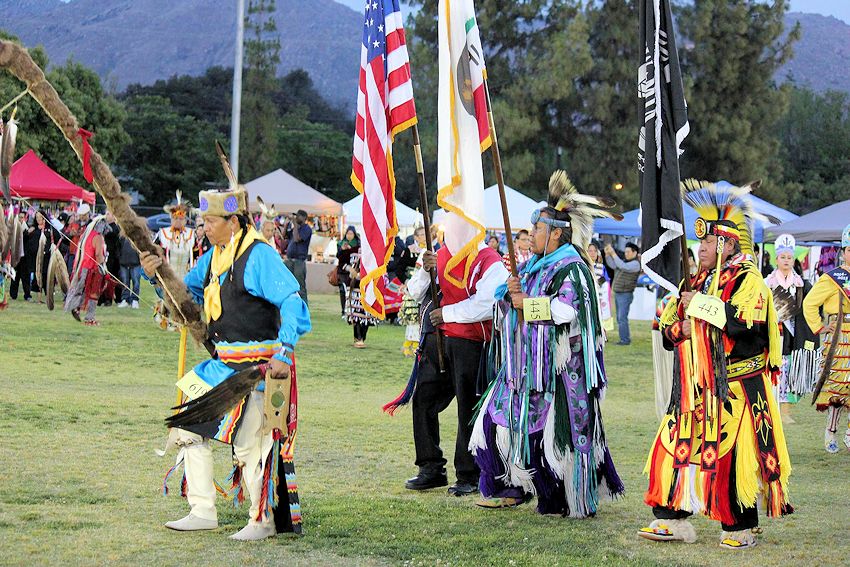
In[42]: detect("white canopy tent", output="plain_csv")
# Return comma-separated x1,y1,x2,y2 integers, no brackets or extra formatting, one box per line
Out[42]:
343,194,424,237
432,184,542,232
245,168,343,216
245,168,343,262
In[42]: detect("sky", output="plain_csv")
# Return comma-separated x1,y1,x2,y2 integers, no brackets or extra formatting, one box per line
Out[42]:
334,0,850,24
790,0,850,23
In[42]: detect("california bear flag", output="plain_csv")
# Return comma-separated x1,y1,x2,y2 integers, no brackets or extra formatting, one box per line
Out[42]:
437,0,492,288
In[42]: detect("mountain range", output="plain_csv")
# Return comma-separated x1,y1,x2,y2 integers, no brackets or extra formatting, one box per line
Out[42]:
779,12,850,94
0,2,847,113
0,0,363,108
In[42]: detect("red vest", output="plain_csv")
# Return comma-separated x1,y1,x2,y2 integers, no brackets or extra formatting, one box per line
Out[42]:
437,246,501,342
81,230,103,270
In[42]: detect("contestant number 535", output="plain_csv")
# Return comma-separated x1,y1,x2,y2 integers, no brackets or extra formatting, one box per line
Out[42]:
685,293,727,329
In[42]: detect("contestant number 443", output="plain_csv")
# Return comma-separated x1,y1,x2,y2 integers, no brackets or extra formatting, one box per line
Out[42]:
685,293,727,328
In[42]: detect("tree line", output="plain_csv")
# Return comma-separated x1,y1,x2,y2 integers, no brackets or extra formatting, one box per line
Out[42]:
397,0,850,214
1,0,849,215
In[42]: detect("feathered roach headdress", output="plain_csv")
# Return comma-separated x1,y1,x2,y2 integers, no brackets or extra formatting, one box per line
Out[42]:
198,141,249,217
680,179,776,258
163,190,193,218
539,170,623,251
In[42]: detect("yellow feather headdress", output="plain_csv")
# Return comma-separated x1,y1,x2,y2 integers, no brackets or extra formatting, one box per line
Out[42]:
546,170,623,251
680,179,777,258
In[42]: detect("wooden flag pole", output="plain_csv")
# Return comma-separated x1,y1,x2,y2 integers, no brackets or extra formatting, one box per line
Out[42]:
482,75,525,364
679,233,692,292
482,78,518,278
411,124,446,373
174,326,189,412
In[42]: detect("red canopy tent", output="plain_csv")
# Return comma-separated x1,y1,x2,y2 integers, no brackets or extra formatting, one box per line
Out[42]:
10,149,95,205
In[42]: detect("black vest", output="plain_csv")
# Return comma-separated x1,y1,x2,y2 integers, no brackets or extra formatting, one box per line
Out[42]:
206,241,280,345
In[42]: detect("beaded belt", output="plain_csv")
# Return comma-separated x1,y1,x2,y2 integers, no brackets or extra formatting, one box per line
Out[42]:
727,353,767,380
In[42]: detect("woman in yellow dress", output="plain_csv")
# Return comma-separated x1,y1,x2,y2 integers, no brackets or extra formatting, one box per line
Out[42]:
803,223,850,453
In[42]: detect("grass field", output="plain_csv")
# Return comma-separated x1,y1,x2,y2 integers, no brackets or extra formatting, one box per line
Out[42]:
1,289,848,566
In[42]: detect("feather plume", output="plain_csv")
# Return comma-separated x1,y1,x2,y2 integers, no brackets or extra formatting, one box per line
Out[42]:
0,207,7,253
549,170,578,210
46,245,69,310
215,140,239,190
35,232,46,289
0,211,13,258
547,170,624,251
46,245,57,310
55,246,69,294
1,116,17,182
680,178,710,194
772,286,801,321
165,365,266,428
10,216,23,266
256,196,277,221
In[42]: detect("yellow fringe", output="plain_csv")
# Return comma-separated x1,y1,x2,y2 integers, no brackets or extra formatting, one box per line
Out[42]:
679,465,692,511
730,266,783,369
660,297,680,328
762,372,792,492
734,394,761,510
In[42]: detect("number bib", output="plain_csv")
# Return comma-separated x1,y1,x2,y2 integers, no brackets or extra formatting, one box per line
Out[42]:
523,297,552,321
686,293,727,328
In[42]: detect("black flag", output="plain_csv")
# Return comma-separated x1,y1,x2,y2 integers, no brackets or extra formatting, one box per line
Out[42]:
638,0,689,294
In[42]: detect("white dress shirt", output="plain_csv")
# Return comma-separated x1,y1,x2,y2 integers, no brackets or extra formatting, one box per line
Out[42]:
407,248,510,324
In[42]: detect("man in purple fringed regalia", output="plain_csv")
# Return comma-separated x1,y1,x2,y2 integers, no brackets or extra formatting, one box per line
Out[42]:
469,171,625,516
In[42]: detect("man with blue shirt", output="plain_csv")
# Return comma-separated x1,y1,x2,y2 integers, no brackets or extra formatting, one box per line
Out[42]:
283,209,312,305
141,185,311,541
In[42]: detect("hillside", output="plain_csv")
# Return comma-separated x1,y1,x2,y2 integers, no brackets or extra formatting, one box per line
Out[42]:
780,12,850,93
0,3,847,114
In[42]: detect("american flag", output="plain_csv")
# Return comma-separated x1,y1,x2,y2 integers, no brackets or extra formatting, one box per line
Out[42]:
351,0,417,319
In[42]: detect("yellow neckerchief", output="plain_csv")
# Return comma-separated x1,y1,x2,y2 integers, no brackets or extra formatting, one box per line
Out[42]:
204,226,263,321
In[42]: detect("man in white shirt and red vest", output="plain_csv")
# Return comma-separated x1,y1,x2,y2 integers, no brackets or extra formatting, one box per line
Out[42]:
403,242,509,496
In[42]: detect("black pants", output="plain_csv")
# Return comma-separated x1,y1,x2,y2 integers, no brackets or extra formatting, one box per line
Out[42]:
10,265,33,300
338,284,347,315
353,322,369,341
411,334,483,484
